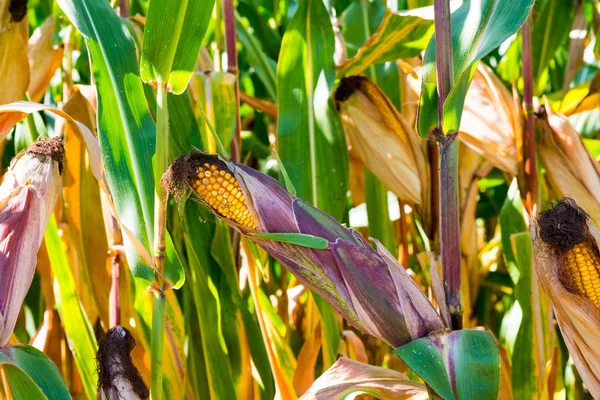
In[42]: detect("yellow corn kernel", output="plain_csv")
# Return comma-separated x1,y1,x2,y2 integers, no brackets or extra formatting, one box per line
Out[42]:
565,242,600,307
193,163,256,230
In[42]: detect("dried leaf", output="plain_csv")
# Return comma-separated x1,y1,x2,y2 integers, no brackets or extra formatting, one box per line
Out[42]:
299,357,427,400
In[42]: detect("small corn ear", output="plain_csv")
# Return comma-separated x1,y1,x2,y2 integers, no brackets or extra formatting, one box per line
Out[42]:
0,138,63,346
334,76,428,206
534,199,600,398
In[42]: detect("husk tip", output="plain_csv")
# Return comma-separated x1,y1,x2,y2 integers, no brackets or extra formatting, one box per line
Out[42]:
26,137,65,174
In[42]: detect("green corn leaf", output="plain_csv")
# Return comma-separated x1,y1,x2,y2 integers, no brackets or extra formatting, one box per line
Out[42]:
418,0,534,138
499,181,547,398
395,329,501,400
249,232,329,249
0,345,71,400
57,0,184,288
0,366,48,399
277,0,348,221
45,215,98,400
337,10,434,77
140,0,215,93
236,14,278,100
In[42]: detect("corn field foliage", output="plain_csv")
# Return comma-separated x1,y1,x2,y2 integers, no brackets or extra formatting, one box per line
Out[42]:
2,0,600,398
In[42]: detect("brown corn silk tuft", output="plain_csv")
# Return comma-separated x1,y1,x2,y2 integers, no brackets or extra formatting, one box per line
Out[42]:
162,152,256,229
534,198,600,397
27,136,65,173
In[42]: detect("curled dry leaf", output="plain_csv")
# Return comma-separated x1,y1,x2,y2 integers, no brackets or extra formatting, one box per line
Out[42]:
0,101,155,267
0,28,30,105
0,137,63,346
537,101,600,225
28,17,64,102
534,199,600,398
407,63,519,175
299,357,427,400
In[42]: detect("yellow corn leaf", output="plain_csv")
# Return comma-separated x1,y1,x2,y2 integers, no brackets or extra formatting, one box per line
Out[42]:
339,330,368,364
62,89,111,327
0,101,154,268
0,29,29,105
28,17,64,102
293,305,322,396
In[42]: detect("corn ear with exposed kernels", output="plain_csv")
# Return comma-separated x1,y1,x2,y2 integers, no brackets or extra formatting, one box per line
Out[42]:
534,198,600,397
163,151,447,348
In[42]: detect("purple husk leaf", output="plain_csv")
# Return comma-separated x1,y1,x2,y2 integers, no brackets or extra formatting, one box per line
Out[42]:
428,252,452,329
332,238,412,347
374,240,446,340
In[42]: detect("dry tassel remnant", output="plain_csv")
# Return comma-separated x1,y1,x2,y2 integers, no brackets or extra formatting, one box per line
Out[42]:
97,326,149,400
534,198,600,397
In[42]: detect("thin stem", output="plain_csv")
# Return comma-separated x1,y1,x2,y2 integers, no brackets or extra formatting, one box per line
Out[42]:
433,0,454,122
109,251,121,327
521,15,539,216
439,138,461,329
150,291,166,400
433,0,462,330
119,0,129,17
151,83,169,400
223,0,242,162
154,84,169,276
522,13,545,389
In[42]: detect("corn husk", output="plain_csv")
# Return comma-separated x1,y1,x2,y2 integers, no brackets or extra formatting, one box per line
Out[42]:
164,152,447,348
0,137,63,346
335,76,428,206
533,201,600,398
537,101,600,225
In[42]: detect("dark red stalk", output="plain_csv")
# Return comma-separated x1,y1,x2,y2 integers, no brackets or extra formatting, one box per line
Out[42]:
433,0,462,330
109,251,121,327
521,15,539,215
119,0,129,17
223,0,242,163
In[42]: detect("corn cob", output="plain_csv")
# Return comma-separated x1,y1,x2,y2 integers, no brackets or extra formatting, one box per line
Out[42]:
564,242,600,307
193,162,256,230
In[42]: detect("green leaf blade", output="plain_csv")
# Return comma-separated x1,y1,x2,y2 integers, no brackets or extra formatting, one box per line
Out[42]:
140,0,215,93
276,0,348,221
417,0,534,137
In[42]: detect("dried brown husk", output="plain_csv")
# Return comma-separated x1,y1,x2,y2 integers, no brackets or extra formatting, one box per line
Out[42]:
335,76,428,206
532,218,600,398
538,101,600,225
28,17,64,102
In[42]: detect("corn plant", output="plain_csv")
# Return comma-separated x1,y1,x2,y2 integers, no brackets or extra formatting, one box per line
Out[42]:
1,0,600,399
